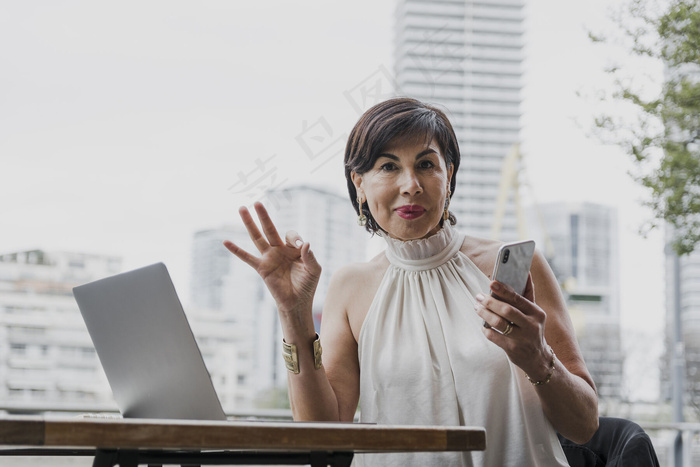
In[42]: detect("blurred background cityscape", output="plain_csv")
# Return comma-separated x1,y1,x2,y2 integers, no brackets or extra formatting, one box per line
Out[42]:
1,0,698,465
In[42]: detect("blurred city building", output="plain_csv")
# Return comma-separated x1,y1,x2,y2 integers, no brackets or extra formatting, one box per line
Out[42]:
534,202,623,401
0,250,120,412
185,304,252,413
394,0,525,241
0,249,246,416
190,185,367,407
190,224,273,410
662,239,700,413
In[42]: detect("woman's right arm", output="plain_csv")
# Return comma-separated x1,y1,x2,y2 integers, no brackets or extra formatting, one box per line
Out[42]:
286,266,360,422
223,202,359,421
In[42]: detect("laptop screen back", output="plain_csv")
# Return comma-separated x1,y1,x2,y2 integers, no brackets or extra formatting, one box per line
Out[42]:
73,262,227,420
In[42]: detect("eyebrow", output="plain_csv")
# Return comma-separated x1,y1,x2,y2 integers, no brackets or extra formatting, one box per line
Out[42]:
377,148,438,160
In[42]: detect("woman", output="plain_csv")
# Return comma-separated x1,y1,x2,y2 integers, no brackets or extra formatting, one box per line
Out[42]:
224,98,598,466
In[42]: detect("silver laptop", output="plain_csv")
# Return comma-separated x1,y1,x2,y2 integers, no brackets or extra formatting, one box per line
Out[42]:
73,262,227,421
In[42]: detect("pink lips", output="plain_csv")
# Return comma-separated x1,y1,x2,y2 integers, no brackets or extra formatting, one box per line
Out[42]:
395,205,426,220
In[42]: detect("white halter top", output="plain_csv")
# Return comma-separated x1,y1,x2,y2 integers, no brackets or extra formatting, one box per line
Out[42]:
354,224,569,466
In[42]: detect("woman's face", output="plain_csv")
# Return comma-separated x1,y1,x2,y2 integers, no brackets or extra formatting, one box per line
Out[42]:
352,137,453,241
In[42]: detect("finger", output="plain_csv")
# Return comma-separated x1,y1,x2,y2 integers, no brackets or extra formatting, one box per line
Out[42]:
285,230,303,249
476,293,522,328
223,240,259,269
254,202,284,247
239,206,269,252
481,324,511,348
300,242,322,275
490,280,536,316
474,302,514,334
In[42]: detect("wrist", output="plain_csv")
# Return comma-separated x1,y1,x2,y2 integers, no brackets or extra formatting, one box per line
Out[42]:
525,345,556,386
277,306,315,338
282,333,322,374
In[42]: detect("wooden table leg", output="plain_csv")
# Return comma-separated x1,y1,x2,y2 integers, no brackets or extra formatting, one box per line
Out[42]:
92,449,144,467
117,450,139,467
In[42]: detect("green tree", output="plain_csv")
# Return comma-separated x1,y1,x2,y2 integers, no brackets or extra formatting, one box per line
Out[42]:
592,0,700,255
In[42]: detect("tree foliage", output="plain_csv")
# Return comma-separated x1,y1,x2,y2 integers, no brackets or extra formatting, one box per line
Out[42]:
593,0,700,255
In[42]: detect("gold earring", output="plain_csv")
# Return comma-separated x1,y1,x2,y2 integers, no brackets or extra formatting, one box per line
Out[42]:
443,187,451,221
357,196,368,226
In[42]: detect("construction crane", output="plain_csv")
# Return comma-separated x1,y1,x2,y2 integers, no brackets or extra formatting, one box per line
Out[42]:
490,143,555,261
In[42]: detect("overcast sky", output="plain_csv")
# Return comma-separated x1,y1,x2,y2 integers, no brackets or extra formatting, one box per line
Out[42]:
0,1,665,400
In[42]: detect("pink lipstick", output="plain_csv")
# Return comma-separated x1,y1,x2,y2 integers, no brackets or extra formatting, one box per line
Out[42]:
395,205,426,220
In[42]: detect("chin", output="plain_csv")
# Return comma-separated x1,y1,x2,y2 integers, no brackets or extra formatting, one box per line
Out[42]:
389,225,440,241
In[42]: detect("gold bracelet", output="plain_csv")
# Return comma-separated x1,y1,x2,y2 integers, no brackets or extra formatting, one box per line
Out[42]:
526,345,556,386
282,333,322,374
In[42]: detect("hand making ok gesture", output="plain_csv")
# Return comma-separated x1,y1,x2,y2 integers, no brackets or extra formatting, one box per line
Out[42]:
223,202,322,321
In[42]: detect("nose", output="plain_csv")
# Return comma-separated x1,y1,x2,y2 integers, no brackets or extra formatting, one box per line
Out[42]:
400,168,423,196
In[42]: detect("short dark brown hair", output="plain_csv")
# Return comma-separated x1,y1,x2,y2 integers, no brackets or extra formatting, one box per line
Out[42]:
344,97,461,234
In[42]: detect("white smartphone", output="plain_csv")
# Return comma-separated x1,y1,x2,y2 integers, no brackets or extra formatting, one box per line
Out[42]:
483,240,536,329
491,240,536,297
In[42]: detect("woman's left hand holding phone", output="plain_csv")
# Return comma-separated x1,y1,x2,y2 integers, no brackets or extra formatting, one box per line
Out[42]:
475,276,550,379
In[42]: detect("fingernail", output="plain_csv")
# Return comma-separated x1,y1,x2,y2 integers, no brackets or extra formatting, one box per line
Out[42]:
475,293,484,302
491,281,502,292
295,239,303,248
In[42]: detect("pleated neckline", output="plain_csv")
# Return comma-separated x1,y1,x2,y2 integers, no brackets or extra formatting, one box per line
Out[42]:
382,223,464,271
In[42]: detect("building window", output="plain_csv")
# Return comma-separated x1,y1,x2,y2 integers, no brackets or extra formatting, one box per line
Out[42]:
10,343,27,355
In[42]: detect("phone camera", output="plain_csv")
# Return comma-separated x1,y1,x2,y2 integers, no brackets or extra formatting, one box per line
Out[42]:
502,249,510,263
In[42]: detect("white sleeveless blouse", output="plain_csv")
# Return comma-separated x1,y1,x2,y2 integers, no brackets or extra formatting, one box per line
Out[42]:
354,224,569,466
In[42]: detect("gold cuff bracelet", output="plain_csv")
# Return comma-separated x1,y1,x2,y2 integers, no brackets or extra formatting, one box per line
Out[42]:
282,333,322,374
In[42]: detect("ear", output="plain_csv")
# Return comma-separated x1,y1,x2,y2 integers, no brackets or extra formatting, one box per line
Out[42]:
351,171,364,198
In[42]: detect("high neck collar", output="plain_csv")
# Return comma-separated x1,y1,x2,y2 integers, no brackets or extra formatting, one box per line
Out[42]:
382,223,464,271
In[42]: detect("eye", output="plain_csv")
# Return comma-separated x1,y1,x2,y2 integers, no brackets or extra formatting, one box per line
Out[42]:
379,162,398,171
418,159,435,169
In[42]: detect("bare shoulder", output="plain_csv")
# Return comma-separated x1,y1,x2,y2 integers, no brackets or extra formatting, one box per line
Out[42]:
328,252,389,292
325,252,390,341
460,234,503,279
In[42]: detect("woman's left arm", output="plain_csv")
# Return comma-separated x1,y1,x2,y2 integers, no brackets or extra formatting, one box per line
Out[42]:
475,249,599,444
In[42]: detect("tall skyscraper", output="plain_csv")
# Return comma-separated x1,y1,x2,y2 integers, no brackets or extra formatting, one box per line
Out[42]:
190,185,368,406
0,250,121,411
394,0,525,241
536,202,623,401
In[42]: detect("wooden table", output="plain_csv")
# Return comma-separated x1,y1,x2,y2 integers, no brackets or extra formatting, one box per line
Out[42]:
0,416,486,466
